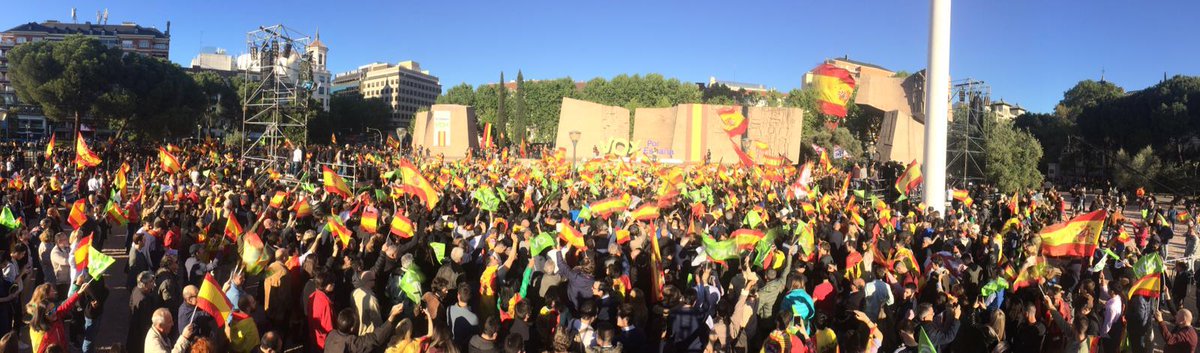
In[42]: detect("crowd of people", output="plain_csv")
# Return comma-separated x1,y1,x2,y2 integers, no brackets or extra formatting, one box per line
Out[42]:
0,138,1194,353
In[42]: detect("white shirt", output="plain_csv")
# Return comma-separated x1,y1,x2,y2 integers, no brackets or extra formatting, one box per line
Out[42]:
293,148,303,163
87,177,101,192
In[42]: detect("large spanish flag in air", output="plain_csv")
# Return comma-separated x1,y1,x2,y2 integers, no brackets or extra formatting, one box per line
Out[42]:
811,63,857,117
74,132,101,169
322,166,353,198
717,107,748,137
390,210,414,238
894,160,922,197
559,219,586,249
398,159,440,210
589,197,629,219
1039,210,1106,258
196,273,234,327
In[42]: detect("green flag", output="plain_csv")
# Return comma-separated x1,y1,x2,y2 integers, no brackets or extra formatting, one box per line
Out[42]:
301,182,317,193
1133,253,1163,279
398,266,424,304
854,189,866,199
979,277,1009,298
87,246,116,279
474,188,500,212
919,327,937,353
530,232,555,256
753,228,781,267
578,205,592,221
495,186,508,203
0,207,19,230
430,242,447,264
1141,209,1148,219
701,235,739,261
744,210,763,229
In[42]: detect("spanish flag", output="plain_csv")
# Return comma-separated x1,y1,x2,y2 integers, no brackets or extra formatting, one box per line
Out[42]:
322,166,352,198
196,273,234,327
224,215,243,242
390,210,414,238
74,132,101,169
328,216,352,248
45,133,55,158
732,229,765,250
718,107,748,137
1128,273,1161,298
481,123,494,150
952,189,973,207
240,231,268,276
67,199,87,229
589,197,629,219
398,159,441,210
559,219,586,249
811,63,857,118
292,196,312,218
630,204,660,222
360,207,380,234
103,200,127,226
1012,256,1050,291
894,160,922,197
615,229,631,245
158,147,182,174
269,191,287,209
1039,210,1106,258
114,170,127,193
73,233,92,272
386,135,400,150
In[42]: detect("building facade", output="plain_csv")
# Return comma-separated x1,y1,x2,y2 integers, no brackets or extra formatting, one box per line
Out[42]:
0,19,171,139
307,33,331,111
359,61,441,128
986,100,1026,121
189,48,234,71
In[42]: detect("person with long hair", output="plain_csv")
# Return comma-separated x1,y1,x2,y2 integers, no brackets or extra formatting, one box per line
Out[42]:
28,280,89,353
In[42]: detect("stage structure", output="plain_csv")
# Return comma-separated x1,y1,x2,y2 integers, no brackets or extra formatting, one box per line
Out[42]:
947,79,988,188
240,24,315,174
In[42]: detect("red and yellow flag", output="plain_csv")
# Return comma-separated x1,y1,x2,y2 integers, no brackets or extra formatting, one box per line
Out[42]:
481,123,494,150
269,191,287,209
327,216,352,248
398,159,440,210
224,215,243,242
73,233,92,272
615,229,630,245
158,147,181,174
196,273,234,328
360,207,380,234
952,189,973,207
74,132,101,169
630,204,660,222
718,107,748,137
292,197,312,218
45,133,55,158
322,166,353,198
390,210,414,238
811,63,857,117
1039,210,1107,258
732,229,765,250
1128,273,1161,299
104,200,127,226
894,160,922,197
1012,256,1049,291
589,197,629,219
67,199,87,229
559,219,586,249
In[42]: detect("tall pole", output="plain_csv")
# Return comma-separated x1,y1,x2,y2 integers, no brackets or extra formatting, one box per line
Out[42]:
923,0,951,214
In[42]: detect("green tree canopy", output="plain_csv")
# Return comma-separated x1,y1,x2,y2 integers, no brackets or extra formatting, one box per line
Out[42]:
309,93,393,143
1055,79,1125,120
6,35,124,133
983,117,1044,192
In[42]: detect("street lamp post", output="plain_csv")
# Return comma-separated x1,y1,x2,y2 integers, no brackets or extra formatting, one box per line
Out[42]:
366,127,384,146
569,130,581,162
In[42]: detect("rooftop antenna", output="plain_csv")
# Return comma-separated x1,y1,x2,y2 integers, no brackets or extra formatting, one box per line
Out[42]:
102,9,109,24
71,8,77,23
96,10,102,23
1100,68,1105,83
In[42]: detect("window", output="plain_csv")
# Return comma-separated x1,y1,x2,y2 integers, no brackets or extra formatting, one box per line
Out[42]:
16,37,26,44
122,40,133,48
154,43,166,50
139,40,149,48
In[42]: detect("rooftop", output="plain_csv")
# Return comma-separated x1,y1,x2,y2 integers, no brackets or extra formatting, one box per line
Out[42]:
830,57,892,73
3,21,169,38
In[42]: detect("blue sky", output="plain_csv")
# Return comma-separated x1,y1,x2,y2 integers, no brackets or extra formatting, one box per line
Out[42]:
4,0,1197,113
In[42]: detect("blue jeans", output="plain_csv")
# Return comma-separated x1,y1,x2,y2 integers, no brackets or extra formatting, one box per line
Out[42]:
83,317,98,353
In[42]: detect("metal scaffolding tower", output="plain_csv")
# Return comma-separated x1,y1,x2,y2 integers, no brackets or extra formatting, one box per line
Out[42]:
240,24,314,172
947,78,989,189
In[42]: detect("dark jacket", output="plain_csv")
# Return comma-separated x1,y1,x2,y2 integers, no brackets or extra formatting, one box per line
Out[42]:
468,335,500,353
323,319,395,353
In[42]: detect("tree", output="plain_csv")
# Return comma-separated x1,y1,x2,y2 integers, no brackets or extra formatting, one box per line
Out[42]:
983,117,1044,192
512,70,527,144
523,78,578,143
1054,79,1124,120
309,93,392,143
496,71,507,145
1111,146,1162,191
436,83,476,106
6,35,124,134
802,126,864,164
1014,112,1074,171
100,54,206,139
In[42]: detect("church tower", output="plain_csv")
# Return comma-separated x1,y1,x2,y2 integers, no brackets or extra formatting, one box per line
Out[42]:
307,28,331,111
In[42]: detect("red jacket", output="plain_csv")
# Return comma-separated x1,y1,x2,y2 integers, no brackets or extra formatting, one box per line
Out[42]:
308,290,333,350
